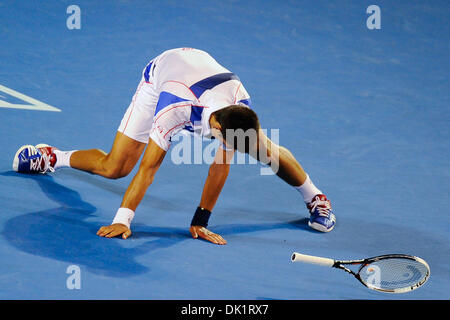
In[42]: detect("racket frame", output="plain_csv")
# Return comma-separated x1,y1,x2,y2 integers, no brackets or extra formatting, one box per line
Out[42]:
292,252,430,293
332,254,430,293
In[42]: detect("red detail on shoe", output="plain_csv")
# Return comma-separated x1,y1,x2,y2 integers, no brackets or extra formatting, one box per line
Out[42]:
36,146,57,169
307,194,332,213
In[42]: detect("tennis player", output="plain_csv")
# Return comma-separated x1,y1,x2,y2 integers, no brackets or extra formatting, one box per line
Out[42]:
12,48,336,244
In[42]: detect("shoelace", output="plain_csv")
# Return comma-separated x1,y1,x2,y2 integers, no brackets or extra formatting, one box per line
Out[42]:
29,150,54,174
309,197,332,217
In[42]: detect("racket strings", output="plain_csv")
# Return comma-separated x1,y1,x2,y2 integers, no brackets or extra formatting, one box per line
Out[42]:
359,258,429,291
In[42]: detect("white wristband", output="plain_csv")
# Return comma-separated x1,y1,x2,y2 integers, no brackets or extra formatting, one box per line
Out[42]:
112,208,135,229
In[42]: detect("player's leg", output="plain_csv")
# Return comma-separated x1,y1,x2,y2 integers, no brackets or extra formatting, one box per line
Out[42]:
254,129,336,232
12,132,145,178
268,144,307,187
252,129,307,187
66,132,146,179
29,131,146,179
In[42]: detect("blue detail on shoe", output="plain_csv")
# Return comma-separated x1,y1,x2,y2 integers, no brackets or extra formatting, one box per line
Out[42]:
307,194,336,232
308,209,336,232
13,145,42,173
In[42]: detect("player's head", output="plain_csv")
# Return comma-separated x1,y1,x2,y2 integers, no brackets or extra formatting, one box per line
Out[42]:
210,105,260,153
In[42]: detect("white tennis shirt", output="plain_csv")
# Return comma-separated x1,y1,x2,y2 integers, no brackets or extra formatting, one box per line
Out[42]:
145,48,252,151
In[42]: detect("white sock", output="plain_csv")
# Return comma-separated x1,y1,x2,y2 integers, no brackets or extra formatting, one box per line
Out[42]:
53,150,77,169
294,174,322,203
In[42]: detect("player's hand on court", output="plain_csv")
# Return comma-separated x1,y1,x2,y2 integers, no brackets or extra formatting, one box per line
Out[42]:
97,223,132,239
190,226,227,245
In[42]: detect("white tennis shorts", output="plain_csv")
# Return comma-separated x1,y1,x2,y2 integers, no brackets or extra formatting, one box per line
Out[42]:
117,76,159,144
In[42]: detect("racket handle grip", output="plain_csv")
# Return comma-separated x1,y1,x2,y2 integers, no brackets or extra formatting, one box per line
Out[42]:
291,252,335,267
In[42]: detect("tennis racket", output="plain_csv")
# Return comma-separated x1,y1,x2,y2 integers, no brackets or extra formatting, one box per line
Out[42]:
291,252,430,293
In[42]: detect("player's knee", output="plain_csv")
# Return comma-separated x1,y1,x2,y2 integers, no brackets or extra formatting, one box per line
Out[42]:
102,163,132,179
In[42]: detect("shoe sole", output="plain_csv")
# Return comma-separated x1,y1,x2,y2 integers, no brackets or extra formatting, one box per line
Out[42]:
12,145,36,172
308,220,335,233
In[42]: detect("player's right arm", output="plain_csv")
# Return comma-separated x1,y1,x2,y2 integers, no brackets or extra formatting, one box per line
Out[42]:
189,145,234,245
96,138,167,239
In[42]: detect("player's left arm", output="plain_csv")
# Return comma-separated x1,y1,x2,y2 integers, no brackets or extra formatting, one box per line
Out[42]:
190,145,234,245
199,145,234,210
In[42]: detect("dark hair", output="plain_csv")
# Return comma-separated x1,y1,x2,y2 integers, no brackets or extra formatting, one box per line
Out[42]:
211,105,260,153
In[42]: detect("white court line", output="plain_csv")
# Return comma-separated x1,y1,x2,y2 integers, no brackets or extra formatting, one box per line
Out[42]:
0,84,61,112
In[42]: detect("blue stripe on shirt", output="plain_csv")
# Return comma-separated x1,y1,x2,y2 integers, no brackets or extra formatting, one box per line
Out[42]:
143,61,153,82
237,98,252,108
190,105,204,124
190,72,240,98
154,91,191,116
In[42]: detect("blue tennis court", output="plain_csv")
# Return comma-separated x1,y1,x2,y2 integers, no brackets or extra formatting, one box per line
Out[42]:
0,0,448,300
